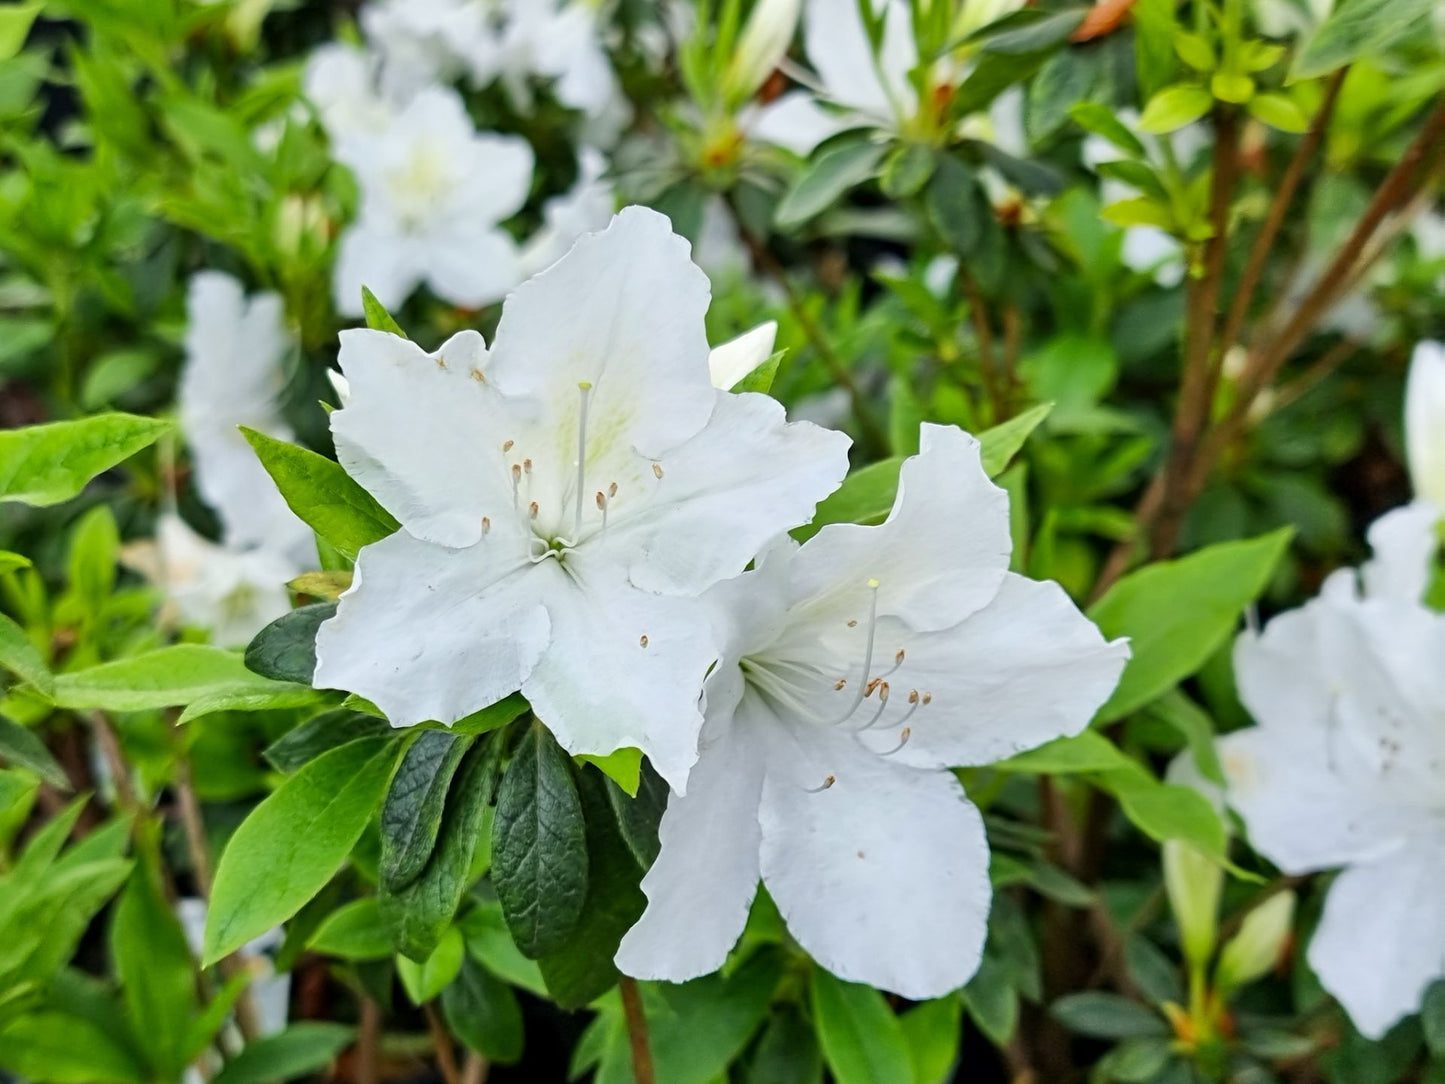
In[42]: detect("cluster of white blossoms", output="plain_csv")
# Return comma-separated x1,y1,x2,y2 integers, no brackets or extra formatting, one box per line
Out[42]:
125,273,313,647
313,206,1131,994
302,0,622,317
1220,340,1445,1039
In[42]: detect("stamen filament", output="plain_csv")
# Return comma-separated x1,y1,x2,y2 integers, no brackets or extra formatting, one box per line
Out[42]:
827,579,881,727
574,382,593,537
879,728,912,757
805,774,836,793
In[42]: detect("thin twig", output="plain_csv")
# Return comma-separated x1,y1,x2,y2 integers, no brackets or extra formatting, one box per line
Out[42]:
426,1003,463,1084
618,977,656,1084
357,1000,381,1084
1217,68,1348,356
91,712,138,813
461,1052,490,1084
1002,302,1022,405
960,271,1002,418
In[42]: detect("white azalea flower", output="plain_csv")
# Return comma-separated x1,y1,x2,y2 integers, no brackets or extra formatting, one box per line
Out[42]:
302,42,394,155
361,0,491,100
520,148,616,276
1406,341,1445,510
332,86,533,316
708,321,778,391
124,514,297,649
616,424,1129,996
179,272,312,562
1224,521,1445,1038
313,208,850,789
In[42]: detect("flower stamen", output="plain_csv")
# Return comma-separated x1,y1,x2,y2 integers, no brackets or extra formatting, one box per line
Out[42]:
879,727,912,757
574,381,593,537
804,774,836,793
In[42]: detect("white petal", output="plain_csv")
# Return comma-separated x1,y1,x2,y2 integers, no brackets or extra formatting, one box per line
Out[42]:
331,328,514,549
1360,501,1440,603
707,322,777,390
788,423,1011,632
746,91,847,155
615,681,765,981
333,222,423,316
758,719,991,998
861,574,1129,770
486,207,717,462
597,390,851,596
313,527,550,727
520,560,721,791
451,133,534,225
421,226,523,310
803,0,915,122
1406,341,1445,508
1308,848,1445,1039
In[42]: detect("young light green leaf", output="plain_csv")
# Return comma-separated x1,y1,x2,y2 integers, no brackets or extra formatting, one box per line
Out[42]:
1137,83,1213,133
307,898,393,961
240,428,398,561
0,614,52,697
1088,528,1292,721
1247,92,1309,133
1069,103,1148,157
979,402,1053,475
112,864,198,1077
0,716,67,790
361,286,408,338
0,413,171,507
812,968,915,1084
491,724,588,959
204,736,400,964
54,645,302,713
900,997,963,1084
0,2,41,61
397,924,465,1005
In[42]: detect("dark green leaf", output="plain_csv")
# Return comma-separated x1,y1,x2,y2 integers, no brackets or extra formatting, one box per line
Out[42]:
1051,992,1168,1039
1291,0,1434,80
381,729,475,891
211,1023,354,1084
263,710,392,773
112,863,197,1077
244,603,336,685
776,140,887,229
0,1010,146,1083
1124,935,1184,1007
204,736,400,964
0,413,171,507
979,8,1086,53
442,954,524,1064
240,427,398,561
748,1005,823,1084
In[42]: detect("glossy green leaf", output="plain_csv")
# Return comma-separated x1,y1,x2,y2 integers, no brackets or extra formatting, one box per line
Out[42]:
244,603,336,685
263,709,392,774
442,954,525,1063
776,140,886,228
1291,0,1434,79
308,898,393,960
380,729,474,891
55,645,302,713
397,924,465,1004
0,714,66,789
811,969,915,1084
0,413,170,507
361,285,407,338
1138,83,1213,133
211,1023,355,1084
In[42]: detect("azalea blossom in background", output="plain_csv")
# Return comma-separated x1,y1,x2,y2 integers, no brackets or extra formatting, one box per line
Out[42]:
616,424,1129,996
332,86,533,316
360,0,491,100
1223,506,1445,1038
520,148,617,275
177,272,312,563
1406,340,1445,510
302,42,395,156
314,208,850,790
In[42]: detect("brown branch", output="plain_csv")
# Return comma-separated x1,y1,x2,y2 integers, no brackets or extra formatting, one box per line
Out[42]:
461,1053,490,1084
357,1000,381,1084
618,977,656,1084
91,712,139,814
960,271,1002,418
426,1003,463,1084
1002,302,1022,405
1217,68,1348,357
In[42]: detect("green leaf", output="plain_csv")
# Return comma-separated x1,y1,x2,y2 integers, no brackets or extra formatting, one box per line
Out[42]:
381,729,474,891
176,685,326,726
536,767,648,1008
1210,71,1255,104
1138,83,1213,133
961,953,1018,1045
881,143,936,199
1421,980,1445,1054
244,603,336,685
1173,31,1215,70
979,8,1086,54
442,954,525,1063
0,614,52,698
926,156,993,256
308,898,393,960
1290,0,1434,80
748,1005,823,1084
112,863,197,1077
1088,529,1292,720
204,736,399,964
491,724,588,959
0,1010,146,1083
397,924,465,1004
810,969,915,1084
1050,992,1169,1039
451,693,530,737
979,403,1053,475
776,140,887,228
361,286,408,338
1248,92,1310,132
66,505,118,615
1069,102,1148,158
1102,773,1228,859
0,1,41,61
576,745,643,796
264,709,392,773
211,1023,354,1084
54,645,303,713
997,729,1138,774
606,761,667,870
900,998,963,1084
1132,0,1179,98
240,428,398,561
731,351,785,396
380,736,503,960
0,715,66,789
0,551,32,575
0,413,170,507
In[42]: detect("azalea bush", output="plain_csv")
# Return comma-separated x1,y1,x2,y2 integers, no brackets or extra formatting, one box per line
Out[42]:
0,0,1443,1082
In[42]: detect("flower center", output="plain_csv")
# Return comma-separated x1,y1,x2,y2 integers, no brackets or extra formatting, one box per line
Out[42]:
385,142,451,228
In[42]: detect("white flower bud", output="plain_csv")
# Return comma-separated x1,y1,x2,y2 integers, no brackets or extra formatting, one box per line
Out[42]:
1164,840,1223,968
1215,890,1296,994
722,0,802,105
1405,341,1445,508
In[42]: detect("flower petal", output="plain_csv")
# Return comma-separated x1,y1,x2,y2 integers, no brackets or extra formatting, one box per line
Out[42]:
1308,848,1445,1039
746,91,847,155
615,675,765,981
803,0,916,121
1360,501,1440,604
1406,340,1445,508
331,328,515,549
333,223,424,316
789,423,1011,632
707,322,777,390
520,559,720,791
758,720,991,998
598,390,851,596
422,226,523,310
486,207,717,463
860,573,1129,769
313,526,550,726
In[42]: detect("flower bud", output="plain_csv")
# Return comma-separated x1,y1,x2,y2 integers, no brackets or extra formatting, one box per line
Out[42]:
1164,840,1222,968
1406,340,1445,508
273,194,329,263
721,0,802,106
1215,890,1295,994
